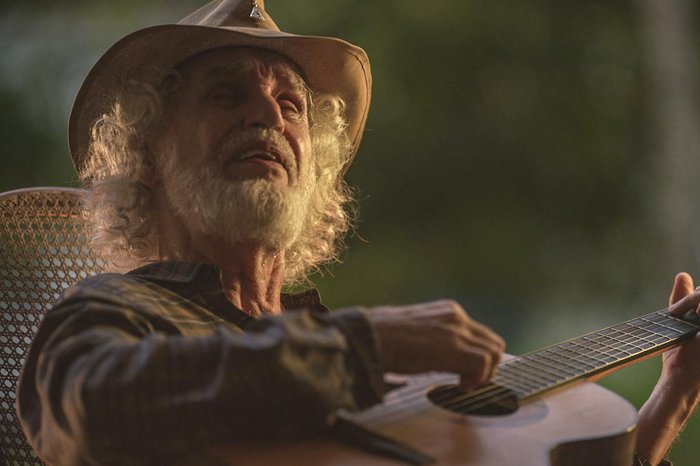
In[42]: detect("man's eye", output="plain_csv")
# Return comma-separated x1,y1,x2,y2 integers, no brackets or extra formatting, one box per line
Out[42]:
280,100,299,112
213,93,238,101
210,86,243,103
279,97,304,118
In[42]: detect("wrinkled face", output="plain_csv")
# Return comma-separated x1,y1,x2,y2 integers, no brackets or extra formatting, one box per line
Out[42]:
151,47,318,251
156,46,313,188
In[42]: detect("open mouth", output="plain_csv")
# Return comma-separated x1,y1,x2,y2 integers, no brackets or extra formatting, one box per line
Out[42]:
222,138,295,178
235,149,283,166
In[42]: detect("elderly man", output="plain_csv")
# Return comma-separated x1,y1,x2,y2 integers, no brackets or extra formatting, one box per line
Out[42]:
15,1,700,465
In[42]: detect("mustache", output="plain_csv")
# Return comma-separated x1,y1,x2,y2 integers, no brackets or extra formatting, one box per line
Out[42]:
216,128,297,175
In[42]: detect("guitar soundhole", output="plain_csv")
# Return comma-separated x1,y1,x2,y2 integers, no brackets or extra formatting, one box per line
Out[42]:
427,384,519,416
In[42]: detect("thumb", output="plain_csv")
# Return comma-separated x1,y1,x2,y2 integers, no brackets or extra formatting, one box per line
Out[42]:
669,272,694,306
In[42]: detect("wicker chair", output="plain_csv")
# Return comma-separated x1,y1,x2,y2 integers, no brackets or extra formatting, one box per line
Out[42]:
0,188,106,466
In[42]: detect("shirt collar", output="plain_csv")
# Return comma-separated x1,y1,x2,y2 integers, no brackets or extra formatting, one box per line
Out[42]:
126,261,327,312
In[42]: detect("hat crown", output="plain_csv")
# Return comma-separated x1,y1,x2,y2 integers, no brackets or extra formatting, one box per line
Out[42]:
179,0,279,31
70,0,371,173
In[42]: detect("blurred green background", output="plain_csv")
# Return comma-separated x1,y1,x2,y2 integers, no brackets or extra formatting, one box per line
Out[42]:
2,0,699,462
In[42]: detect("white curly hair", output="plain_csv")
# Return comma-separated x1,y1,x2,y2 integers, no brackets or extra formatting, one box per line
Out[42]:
81,63,356,284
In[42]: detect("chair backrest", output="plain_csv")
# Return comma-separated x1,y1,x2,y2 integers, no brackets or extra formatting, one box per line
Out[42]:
0,188,106,466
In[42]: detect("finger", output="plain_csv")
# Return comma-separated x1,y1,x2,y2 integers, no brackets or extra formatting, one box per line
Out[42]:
669,272,694,307
466,334,504,368
397,299,465,321
458,347,496,388
458,374,476,392
468,320,506,351
458,362,498,391
669,293,700,315
669,290,700,316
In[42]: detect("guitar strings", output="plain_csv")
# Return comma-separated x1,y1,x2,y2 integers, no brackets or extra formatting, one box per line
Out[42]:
355,377,520,425
370,351,606,422
357,383,521,426
355,310,696,425
364,354,603,422
425,320,691,416
356,361,543,423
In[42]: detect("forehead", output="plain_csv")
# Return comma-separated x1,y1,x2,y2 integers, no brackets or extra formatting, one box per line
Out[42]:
176,47,308,92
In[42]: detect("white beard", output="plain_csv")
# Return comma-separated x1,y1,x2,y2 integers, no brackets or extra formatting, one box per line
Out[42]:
159,134,315,251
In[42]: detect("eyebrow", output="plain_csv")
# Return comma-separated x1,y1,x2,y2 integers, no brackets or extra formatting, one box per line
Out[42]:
205,62,245,77
204,61,311,100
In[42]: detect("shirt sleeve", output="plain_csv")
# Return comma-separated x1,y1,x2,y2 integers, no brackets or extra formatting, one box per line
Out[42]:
16,289,384,465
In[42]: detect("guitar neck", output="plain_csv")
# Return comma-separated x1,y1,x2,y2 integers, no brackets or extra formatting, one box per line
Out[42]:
496,309,700,402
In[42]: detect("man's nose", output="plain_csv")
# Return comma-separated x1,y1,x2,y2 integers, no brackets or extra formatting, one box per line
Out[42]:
243,91,284,131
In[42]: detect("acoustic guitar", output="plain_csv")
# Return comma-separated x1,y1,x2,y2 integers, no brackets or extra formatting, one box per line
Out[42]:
206,308,700,466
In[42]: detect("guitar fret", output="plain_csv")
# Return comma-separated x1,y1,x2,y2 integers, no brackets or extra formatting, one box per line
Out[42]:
498,382,531,397
613,333,642,345
554,343,601,368
505,386,530,398
546,311,698,369
500,361,554,386
644,312,666,322
593,335,619,346
515,358,567,383
498,363,552,388
647,327,680,338
602,336,655,352
619,343,641,353
628,327,665,342
614,324,634,333
628,323,671,339
484,310,699,399
628,327,656,338
665,319,698,332
537,352,585,376
513,364,561,385
541,349,589,373
636,320,675,335
626,313,694,336
522,354,579,378
578,338,618,363
592,336,632,354
627,333,657,346
592,331,653,352
544,347,588,368
568,341,615,365
495,370,543,394
642,314,698,334
604,348,629,358
607,331,630,341
581,339,607,351
492,310,700,402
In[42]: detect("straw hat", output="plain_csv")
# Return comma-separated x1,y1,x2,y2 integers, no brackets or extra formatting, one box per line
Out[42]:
68,0,371,172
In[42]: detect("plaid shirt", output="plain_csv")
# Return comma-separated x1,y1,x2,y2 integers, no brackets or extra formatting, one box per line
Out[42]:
17,262,384,465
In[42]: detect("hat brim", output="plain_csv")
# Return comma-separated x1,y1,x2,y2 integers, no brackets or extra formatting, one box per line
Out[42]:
69,24,371,172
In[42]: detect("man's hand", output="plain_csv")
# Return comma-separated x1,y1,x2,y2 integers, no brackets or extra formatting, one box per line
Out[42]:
636,272,700,465
366,300,505,391
665,272,700,386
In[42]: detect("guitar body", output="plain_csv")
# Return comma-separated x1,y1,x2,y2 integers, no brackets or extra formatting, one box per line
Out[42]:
205,372,638,466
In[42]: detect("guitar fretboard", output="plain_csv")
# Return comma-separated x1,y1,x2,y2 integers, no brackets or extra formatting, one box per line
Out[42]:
495,309,700,400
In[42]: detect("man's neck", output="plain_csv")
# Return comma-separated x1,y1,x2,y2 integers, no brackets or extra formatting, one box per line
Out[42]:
217,245,286,317
151,192,288,316
157,231,286,317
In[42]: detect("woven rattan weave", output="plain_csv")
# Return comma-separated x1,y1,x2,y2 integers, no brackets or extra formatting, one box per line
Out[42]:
0,188,106,466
